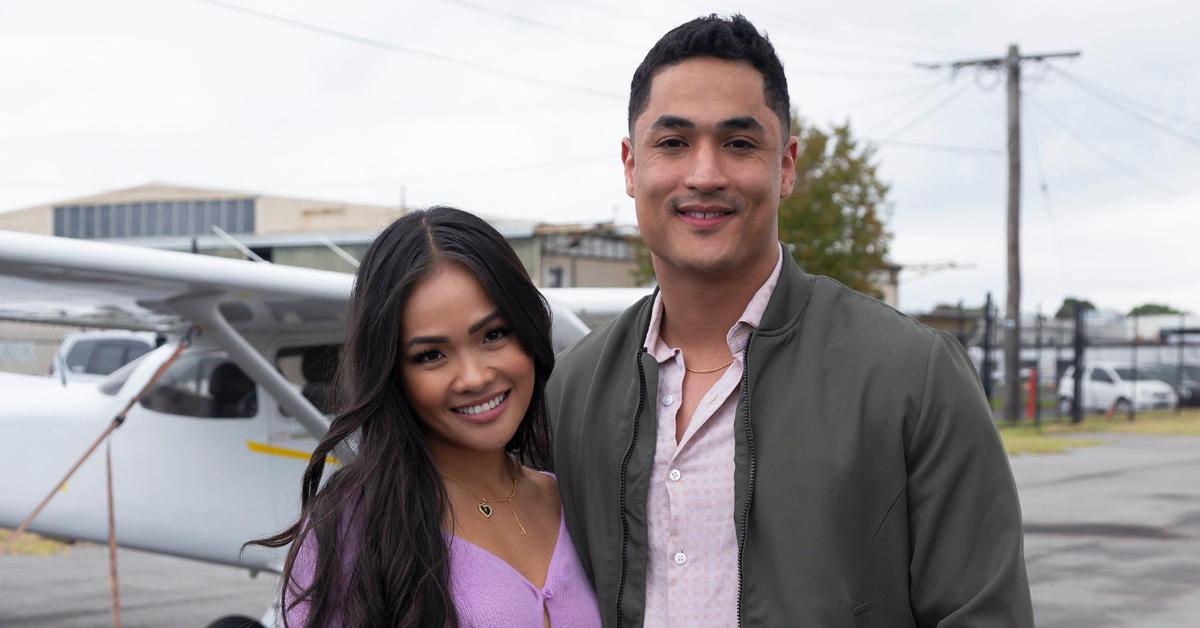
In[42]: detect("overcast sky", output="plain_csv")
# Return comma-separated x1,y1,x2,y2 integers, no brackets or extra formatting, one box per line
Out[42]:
1,0,1197,315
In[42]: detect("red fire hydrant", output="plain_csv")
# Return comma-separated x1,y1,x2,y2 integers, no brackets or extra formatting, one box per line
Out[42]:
1026,368,1038,420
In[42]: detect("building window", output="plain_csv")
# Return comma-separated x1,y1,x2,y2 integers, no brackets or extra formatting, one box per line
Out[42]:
146,202,159,235
130,203,143,237
82,205,95,238
102,205,114,238
52,197,257,239
113,204,127,238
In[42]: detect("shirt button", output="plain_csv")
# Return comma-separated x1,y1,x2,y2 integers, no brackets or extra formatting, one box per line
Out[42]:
674,551,687,565
668,469,682,482
663,394,675,406
543,588,552,599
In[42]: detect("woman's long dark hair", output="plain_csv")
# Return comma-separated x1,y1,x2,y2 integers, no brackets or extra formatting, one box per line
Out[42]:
247,206,554,627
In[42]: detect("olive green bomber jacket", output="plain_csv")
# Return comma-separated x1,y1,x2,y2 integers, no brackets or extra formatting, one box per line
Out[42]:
547,254,1033,627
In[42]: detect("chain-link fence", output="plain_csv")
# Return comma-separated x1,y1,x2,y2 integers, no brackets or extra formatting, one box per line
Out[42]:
0,321,84,376
922,297,1200,423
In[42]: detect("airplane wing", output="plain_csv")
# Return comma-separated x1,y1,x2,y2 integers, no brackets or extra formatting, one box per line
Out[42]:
0,231,351,333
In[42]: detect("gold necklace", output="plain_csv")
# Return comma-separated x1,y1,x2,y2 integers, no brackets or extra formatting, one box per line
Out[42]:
685,357,736,374
441,469,527,535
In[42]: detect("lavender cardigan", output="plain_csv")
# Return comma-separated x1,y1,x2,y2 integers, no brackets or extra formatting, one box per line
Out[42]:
285,488,600,627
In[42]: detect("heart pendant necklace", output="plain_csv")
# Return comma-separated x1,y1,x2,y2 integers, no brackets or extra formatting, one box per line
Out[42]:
441,467,527,535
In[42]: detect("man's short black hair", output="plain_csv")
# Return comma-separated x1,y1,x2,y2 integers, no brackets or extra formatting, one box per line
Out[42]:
628,14,790,138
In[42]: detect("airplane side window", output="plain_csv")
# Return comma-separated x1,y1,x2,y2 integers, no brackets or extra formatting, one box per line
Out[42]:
139,352,257,419
275,344,341,416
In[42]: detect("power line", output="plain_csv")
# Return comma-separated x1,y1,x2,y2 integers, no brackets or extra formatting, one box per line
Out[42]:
682,0,987,57
190,0,623,101
1029,95,1193,197
866,80,956,135
1023,100,1072,294
773,42,927,65
881,81,973,139
788,68,929,80
863,138,1003,156
442,0,609,41
803,79,949,116
1048,66,1200,130
1047,65,1200,149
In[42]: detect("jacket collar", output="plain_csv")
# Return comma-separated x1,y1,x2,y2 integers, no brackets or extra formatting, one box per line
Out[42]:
757,249,816,335
631,244,815,343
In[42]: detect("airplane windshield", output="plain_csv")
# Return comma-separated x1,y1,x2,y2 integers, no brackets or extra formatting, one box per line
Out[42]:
139,350,257,419
96,353,150,396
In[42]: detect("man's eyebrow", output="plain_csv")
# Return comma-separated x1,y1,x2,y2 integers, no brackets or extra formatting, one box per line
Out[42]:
407,311,501,347
650,115,694,130
719,116,765,132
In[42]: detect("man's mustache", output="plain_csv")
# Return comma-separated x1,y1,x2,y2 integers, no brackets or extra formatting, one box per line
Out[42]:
667,194,744,212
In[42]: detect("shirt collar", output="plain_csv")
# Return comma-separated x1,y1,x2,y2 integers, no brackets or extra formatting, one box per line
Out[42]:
643,243,785,362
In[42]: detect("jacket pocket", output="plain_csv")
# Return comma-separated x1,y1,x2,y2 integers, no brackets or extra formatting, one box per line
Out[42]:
851,601,873,628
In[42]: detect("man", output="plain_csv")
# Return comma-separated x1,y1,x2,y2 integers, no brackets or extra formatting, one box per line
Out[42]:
548,14,1033,627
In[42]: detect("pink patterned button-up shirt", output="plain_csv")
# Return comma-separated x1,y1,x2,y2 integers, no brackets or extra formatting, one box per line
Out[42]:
641,245,783,627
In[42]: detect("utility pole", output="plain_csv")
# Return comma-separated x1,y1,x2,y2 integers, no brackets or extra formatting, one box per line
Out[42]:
917,46,1081,423
982,292,995,404
1035,305,1043,427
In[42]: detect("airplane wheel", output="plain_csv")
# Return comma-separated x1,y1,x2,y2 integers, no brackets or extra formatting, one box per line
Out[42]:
206,616,264,628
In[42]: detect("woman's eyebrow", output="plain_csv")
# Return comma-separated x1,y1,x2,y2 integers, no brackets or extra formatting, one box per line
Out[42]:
407,311,501,347
407,334,447,347
468,311,501,334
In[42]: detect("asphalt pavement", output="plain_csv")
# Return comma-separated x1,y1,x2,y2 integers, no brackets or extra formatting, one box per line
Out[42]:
2,432,1198,627
1014,433,1200,627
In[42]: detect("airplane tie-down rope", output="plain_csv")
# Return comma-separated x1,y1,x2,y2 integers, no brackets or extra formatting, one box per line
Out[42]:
0,326,200,628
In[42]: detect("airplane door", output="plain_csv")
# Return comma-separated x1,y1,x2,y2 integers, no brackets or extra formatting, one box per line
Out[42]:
267,344,339,529
109,346,276,566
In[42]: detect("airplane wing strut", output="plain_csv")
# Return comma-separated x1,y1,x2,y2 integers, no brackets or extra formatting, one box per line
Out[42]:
168,294,351,462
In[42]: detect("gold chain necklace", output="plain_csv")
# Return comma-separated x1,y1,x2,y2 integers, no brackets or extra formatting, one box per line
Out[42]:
440,469,527,535
685,357,736,374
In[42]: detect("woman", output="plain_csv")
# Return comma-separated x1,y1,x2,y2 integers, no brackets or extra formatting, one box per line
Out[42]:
248,207,600,627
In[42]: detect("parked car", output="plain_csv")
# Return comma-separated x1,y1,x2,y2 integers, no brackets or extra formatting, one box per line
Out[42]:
1057,363,1178,415
1138,363,1200,407
49,330,159,385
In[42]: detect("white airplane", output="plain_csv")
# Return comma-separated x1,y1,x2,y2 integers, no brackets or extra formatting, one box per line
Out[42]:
0,230,648,625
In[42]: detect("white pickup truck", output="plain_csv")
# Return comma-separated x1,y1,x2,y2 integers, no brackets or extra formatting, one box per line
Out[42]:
1057,363,1179,415
48,330,160,385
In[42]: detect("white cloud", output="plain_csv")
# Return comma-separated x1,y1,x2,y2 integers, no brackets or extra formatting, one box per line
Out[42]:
1,0,1196,313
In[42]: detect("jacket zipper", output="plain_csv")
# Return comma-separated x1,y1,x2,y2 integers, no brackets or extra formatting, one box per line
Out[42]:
736,333,756,627
615,348,648,628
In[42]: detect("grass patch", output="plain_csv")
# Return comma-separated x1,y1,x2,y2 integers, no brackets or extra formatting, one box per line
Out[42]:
0,528,70,556
997,428,1102,455
997,407,1200,454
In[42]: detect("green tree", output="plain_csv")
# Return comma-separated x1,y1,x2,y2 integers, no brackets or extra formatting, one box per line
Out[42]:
1054,297,1096,320
778,115,892,297
1128,303,1183,316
